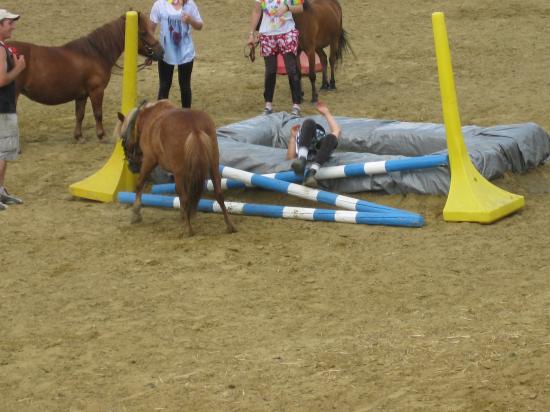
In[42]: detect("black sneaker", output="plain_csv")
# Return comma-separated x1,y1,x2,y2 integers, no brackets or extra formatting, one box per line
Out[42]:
304,169,318,188
291,157,307,175
0,201,6,211
263,107,273,115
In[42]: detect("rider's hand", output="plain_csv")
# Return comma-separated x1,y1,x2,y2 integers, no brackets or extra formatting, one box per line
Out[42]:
315,101,329,115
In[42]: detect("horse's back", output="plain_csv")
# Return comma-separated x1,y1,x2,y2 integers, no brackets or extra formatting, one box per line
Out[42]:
9,40,109,104
296,0,343,49
140,102,218,171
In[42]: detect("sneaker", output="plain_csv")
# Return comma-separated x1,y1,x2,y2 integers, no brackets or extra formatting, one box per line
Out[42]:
291,106,301,117
0,187,23,205
304,169,318,188
263,107,273,115
0,201,6,211
291,157,307,175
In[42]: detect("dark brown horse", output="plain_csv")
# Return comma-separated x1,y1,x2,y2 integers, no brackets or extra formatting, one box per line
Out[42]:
116,100,237,237
9,12,163,143
294,0,352,103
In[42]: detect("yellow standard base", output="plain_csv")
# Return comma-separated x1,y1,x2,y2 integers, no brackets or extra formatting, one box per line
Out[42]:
443,159,525,223
68,140,137,203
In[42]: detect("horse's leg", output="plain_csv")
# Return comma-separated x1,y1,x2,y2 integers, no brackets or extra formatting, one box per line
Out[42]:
131,157,155,224
89,89,106,141
173,174,194,237
306,49,318,103
210,166,237,234
74,98,86,143
317,49,330,90
329,43,338,90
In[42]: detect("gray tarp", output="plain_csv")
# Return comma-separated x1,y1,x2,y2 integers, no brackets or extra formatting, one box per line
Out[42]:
211,112,550,195
151,112,550,195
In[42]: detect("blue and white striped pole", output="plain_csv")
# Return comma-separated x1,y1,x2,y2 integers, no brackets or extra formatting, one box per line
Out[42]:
151,154,448,194
219,165,424,224
151,170,300,194
117,192,424,227
275,153,449,182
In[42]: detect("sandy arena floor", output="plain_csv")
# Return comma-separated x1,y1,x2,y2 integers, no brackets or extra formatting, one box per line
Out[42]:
2,0,550,410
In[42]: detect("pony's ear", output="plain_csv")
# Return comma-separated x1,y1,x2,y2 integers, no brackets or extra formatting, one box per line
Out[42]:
117,112,125,122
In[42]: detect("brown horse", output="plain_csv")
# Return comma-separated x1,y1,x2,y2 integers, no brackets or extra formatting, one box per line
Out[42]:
294,0,352,103
9,12,163,143
116,100,237,237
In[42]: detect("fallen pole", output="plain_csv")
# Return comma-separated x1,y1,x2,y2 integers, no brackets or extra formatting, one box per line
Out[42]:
151,154,449,194
117,192,424,227
219,165,424,225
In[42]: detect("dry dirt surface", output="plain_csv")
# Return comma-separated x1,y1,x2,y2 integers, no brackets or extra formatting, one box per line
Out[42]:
2,0,550,410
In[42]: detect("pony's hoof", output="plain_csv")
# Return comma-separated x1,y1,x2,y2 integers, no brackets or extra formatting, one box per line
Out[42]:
320,84,330,91
75,137,86,144
131,213,142,224
227,225,238,234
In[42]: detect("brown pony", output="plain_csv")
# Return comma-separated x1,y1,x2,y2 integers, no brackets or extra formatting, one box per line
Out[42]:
9,12,163,143
294,0,352,103
116,100,237,237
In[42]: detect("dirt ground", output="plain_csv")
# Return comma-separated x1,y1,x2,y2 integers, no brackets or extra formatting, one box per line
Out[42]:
2,0,550,410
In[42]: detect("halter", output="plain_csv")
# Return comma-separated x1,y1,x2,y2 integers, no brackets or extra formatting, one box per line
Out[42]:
121,100,148,173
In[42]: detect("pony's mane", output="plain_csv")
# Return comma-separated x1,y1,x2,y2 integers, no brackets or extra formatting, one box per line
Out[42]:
63,15,126,63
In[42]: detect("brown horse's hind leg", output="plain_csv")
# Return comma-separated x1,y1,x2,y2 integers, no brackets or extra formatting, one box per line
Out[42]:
210,167,237,234
174,175,195,238
306,50,318,103
317,49,330,90
132,158,156,224
328,43,338,90
74,98,86,143
89,90,106,141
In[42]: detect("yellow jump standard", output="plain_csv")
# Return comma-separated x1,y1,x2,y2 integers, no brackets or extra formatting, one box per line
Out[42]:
432,12,524,223
69,11,139,202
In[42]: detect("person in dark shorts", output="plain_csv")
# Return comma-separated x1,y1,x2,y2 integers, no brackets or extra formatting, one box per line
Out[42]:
286,101,341,187
0,9,26,211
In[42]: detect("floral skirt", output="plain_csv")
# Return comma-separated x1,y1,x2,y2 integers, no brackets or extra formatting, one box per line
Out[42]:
259,29,299,57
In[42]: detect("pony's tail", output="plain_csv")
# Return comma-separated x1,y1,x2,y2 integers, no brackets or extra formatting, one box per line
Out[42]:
180,130,215,219
335,0,355,67
335,28,354,66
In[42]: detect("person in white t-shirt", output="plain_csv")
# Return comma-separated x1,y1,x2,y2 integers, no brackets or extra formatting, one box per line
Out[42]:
247,0,304,116
150,0,203,108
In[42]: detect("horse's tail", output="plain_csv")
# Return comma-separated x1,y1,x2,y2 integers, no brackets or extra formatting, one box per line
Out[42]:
180,130,215,219
335,28,354,66
334,0,355,66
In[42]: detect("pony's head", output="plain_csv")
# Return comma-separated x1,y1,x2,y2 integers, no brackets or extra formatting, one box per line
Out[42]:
136,12,164,61
116,101,149,173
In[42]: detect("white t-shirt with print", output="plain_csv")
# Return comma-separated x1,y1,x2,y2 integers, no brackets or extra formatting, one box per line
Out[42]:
150,0,203,65
256,0,296,35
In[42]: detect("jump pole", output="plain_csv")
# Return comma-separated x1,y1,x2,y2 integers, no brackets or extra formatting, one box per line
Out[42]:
151,154,449,194
68,11,139,202
220,165,424,225
432,12,524,223
117,192,423,227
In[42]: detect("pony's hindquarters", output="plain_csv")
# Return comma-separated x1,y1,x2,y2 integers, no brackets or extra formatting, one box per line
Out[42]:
174,129,236,236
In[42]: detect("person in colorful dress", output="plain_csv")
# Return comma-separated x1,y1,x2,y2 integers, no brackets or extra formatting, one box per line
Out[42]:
247,0,304,116
286,101,340,187
150,0,203,108
0,9,26,211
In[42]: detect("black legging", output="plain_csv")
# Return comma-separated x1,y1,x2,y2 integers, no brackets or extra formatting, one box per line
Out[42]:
263,53,302,105
299,118,338,166
157,59,194,108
